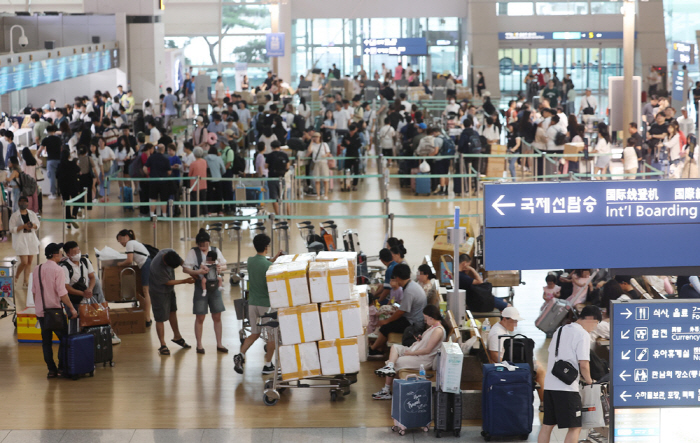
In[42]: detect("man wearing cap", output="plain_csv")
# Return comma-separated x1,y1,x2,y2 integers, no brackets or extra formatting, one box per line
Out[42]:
487,306,524,363
33,243,78,378
148,248,196,355
207,114,226,147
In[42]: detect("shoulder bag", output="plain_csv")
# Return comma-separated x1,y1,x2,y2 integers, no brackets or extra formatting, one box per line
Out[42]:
38,264,68,331
551,325,579,385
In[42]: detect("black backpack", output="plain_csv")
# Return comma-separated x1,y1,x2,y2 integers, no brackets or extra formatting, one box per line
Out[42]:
466,281,495,312
132,243,159,259
232,151,246,175
129,151,146,178
291,114,306,137
554,131,568,146
589,351,610,380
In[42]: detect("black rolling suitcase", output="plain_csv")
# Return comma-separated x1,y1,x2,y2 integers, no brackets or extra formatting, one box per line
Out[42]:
434,348,462,438
84,324,115,367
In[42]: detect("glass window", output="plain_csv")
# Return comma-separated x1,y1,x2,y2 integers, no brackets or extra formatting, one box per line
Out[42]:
590,2,621,14
536,2,588,15
369,18,402,39
427,18,458,31
496,2,534,16
221,3,271,34
430,46,457,75
165,37,217,66
220,35,269,64
312,18,344,45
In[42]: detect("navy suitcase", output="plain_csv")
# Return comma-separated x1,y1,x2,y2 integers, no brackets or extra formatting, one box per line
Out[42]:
391,375,432,435
122,186,133,211
481,363,533,441
415,172,431,196
61,333,95,380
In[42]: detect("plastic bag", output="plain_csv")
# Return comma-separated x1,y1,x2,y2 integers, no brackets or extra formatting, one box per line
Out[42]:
580,384,605,429
94,246,127,261
419,160,431,173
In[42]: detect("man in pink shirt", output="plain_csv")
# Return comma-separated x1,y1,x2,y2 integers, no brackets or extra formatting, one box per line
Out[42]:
32,243,78,378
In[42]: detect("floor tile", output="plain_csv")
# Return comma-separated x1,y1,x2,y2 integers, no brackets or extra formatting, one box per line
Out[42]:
202,428,274,443
344,427,416,442
1,430,65,443
129,429,204,443
271,428,342,443
0,430,9,442
59,430,135,443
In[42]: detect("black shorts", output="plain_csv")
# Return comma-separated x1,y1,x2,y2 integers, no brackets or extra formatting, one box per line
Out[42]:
433,158,450,174
543,390,582,429
149,181,171,201
268,180,281,200
379,316,411,337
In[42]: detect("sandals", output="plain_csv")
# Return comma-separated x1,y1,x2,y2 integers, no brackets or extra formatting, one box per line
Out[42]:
171,338,192,349
158,345,170,356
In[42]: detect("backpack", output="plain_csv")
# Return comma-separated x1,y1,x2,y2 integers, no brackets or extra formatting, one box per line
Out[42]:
18,172,38,197
132,243,159,260
415,135,436,157
438,135,456,156
291,114,306,137
554,131,568,146
60,257,90,289
467,133,482,154
589,351,610,380
129,151,146,178
465,281,496,312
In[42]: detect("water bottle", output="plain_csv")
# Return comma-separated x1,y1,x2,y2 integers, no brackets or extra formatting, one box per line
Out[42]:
482,318,491,332
419,364,426,377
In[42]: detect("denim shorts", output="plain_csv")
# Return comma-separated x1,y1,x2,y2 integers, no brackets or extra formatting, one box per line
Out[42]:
141,257,152,287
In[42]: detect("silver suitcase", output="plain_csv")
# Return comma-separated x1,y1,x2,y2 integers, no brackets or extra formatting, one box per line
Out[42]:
535,298,570,336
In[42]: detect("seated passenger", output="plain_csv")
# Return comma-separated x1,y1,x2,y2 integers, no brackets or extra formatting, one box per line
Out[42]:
417,264,439,306
614,275,641,299
457,254,508,311
372,305,449,400
368,264,427,357
373,248,396,304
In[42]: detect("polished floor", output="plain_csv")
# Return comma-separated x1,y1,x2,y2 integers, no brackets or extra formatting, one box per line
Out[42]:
0,160,558,436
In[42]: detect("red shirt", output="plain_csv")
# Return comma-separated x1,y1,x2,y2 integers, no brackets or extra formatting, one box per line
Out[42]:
32,260,68,317
189,158,208,191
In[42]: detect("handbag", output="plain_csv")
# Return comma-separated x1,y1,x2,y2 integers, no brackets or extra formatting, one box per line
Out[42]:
551,325,579,385
38,264,68,332
78,297,110,328
36,168,45,182
580,384,606,428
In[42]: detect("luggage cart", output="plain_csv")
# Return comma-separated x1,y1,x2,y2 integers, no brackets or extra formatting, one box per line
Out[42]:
260,312,358,406
0,259,17,325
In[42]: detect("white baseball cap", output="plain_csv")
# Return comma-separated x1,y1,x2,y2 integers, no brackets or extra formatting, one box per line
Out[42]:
502,306,524,322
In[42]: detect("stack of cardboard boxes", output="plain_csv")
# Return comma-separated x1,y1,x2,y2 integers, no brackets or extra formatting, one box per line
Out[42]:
266,252,369,381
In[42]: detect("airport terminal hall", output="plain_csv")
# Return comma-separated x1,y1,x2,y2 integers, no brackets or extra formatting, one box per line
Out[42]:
1,0,700,442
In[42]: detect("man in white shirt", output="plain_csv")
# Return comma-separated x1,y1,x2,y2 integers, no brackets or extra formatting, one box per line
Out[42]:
538,306,601,443
578,89,598,115
678,107,695,136
147,120,161,143
215,76,226,108
333,102,350,138
487,307,524,363
444,99,459,116
237,101,252,130
377,118,396,158
556,109,568,133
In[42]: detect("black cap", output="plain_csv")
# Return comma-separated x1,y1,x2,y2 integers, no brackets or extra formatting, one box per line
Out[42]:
45,243,64,258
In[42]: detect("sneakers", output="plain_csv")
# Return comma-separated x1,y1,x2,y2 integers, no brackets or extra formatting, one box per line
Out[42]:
261,363,276,375
71,221,80,229
375,363,396,377
233,353,245,374
368,349,384,359
112,334,122,345
48,194,58,200
372,386,392,400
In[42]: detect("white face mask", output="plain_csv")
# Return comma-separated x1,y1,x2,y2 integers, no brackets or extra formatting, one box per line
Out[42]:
71,253,81,262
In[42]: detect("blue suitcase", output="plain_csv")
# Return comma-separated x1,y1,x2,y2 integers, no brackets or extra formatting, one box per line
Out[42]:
61,333,95,380
391,375,432,435
481,363,533,440
122,186,133,211
415,172,431,196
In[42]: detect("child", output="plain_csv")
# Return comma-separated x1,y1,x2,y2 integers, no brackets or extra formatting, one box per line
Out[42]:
200,250,223,296
543,274,561,302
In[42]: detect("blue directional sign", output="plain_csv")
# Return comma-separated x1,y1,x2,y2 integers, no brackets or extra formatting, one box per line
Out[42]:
611,300,700,409
362,38,428,56
484,180,700,270
266,33,285,57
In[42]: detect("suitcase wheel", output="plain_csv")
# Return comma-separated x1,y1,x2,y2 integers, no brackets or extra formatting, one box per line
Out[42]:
519,435,528,440
330,391,338,402
454,430,460,437
72,375,79,381
436,430,441,438
90,371,94,377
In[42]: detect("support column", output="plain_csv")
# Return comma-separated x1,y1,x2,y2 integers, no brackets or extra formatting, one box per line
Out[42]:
466,0,499,99
270,1,292,84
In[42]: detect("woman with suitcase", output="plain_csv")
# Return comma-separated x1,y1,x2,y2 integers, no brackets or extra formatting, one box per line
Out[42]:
116,229,153,328
372,305,449,400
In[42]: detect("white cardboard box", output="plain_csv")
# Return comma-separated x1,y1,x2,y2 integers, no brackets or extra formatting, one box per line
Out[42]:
351,284,369,327
276,253,316,264
318,337,361,375
308,260,351,303
316,251,358,284
319,299,363,340
357,328,369,363
438,341,464,394
279,342,321,381
277,303,323,345
266,261,310,308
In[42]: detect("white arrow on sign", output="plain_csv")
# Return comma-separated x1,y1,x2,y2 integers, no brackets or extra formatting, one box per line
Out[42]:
620,330,630,339
619,370,630,381
621,350,631,360
492,195,516,216
622,308,632,319
620,391,631,402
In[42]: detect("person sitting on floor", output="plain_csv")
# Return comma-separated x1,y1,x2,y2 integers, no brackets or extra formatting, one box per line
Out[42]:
368,263,427,357
372,304,449,400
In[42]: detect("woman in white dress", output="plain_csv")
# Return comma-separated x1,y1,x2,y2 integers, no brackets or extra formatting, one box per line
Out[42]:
306,132,332,198
372,305,450,400
9,196,40,288
592,122,612,178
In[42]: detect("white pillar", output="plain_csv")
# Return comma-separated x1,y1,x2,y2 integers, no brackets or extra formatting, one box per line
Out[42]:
467,0,499,98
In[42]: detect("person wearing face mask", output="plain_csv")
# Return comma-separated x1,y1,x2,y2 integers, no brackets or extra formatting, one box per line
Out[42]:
9,196,40,292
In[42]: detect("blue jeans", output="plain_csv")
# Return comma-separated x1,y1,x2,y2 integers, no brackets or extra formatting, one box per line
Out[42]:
508,156,518,179
47,159,59,195
494,296,508,311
